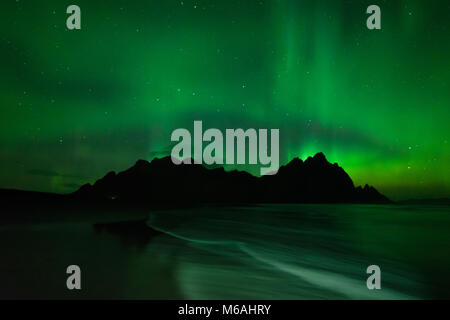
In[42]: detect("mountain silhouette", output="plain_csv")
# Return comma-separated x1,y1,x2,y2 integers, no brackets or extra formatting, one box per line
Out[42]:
73,152,389,204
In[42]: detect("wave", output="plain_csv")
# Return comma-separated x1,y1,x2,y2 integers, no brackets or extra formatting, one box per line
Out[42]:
147,223,415,300
240,245,414,300
148,223,244,246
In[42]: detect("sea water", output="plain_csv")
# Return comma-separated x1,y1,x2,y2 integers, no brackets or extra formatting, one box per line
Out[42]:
0,204,449,299
147,204,450,299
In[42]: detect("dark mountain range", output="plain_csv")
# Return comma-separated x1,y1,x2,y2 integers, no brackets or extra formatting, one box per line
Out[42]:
73,152,390,204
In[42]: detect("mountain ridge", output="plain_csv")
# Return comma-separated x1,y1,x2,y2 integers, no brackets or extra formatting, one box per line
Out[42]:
73,152,390,204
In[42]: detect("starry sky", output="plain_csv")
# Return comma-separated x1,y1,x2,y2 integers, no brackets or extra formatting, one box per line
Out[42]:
0,0,449,200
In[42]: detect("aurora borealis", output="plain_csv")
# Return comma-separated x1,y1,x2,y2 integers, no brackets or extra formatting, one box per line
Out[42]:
0,0,449,200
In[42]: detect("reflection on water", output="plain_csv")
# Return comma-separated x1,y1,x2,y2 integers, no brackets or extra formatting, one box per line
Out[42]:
0,221,181,299
1,204,449,299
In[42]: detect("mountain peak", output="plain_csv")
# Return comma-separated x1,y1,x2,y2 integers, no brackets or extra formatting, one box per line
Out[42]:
283,157,303,168
304,152,328,165
135,159,150,167
314,152,327,161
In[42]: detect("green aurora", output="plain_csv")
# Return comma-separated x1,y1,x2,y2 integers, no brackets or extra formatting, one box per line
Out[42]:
0,0,449,200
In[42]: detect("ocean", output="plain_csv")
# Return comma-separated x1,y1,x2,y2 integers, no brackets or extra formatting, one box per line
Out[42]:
1,204,449,299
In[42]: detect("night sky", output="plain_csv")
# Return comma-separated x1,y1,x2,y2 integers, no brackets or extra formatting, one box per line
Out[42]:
1,0,449,200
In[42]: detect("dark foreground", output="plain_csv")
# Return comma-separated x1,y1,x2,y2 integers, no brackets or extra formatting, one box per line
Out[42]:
1,203,449,299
